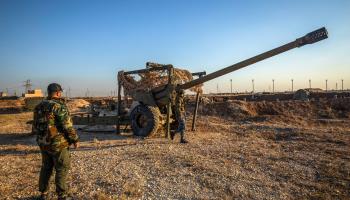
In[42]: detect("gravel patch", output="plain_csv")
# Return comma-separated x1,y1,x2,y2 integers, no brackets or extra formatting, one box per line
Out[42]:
0,113,349,199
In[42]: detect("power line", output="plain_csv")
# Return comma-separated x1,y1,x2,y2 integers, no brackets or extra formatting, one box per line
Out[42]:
23,79,32,92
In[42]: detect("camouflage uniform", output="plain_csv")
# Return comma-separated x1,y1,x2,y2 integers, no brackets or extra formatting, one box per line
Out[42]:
174,90,187,143
32,97,78,198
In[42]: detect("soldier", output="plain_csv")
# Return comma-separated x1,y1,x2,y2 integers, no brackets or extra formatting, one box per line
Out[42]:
174,89,188,143
32,83,79,200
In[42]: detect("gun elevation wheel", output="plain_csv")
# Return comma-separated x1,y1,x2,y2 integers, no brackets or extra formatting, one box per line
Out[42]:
130,105,160,137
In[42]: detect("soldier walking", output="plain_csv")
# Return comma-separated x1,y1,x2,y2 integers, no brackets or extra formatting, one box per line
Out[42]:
32,83,79,200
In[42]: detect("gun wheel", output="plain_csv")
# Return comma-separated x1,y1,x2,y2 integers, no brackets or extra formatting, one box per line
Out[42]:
130,105,160,137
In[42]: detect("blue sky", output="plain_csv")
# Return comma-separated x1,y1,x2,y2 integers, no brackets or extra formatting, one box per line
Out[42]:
0,0,349,96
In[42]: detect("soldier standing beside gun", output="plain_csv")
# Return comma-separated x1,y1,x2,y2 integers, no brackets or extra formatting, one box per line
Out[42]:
174,89,188,143
32,83,79,200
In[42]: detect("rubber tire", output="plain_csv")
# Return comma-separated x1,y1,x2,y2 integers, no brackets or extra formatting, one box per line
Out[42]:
130,105,160,137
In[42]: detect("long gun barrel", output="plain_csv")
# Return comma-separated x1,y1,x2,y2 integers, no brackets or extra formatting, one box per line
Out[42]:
178,27,328,90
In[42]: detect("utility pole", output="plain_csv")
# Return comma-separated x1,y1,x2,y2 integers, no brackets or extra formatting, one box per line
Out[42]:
341,79,344,91
336,82,338,90
291,79,294,92
309,79,311,89
272,79,275,93
230,79,232,93
252,79,255,93
326,79,328,92
68,87,71,98
217,83,219,94
23,79,32,93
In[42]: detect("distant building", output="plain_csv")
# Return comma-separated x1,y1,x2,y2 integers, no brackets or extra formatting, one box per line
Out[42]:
23,89,44,98
0,92,8,97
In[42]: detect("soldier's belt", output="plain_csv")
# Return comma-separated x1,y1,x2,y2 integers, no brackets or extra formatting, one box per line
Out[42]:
39,141,69,152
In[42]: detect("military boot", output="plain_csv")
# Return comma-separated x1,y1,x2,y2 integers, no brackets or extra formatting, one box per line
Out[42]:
39,192,48,200
180,131,188,143
58,195,73,200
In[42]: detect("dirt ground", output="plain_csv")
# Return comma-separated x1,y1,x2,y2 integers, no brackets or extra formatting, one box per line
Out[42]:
0,99,349,199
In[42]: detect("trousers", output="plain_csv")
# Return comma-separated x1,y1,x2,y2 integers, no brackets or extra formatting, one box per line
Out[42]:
39,147,70,197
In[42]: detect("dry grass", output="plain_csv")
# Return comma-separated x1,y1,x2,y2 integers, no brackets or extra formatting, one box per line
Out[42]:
0,99,349,199
0,112,33,134
119,65,202,95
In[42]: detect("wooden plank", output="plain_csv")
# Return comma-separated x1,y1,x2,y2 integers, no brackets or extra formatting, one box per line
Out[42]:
72,115,130,126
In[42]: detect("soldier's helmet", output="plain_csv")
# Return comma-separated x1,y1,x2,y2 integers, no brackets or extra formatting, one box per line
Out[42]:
47,83,63,94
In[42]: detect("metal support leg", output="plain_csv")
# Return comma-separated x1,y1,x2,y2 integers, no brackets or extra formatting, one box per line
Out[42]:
166,101,172,140
116,78,122,134
166,66,174,140
191,92,200,131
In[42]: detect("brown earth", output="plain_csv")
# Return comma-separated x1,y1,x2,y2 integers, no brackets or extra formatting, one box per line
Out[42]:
199,98,350,123
0,99,24,114
66,99,91,113
0,99,349,199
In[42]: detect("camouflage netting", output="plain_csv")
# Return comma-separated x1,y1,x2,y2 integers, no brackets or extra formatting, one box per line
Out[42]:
118,63,203,96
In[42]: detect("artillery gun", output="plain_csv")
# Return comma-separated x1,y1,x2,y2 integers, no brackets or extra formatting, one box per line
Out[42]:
117,62,206,137
73,27,328,138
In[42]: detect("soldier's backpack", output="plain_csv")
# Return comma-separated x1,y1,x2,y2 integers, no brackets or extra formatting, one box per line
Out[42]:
33,100,59,146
